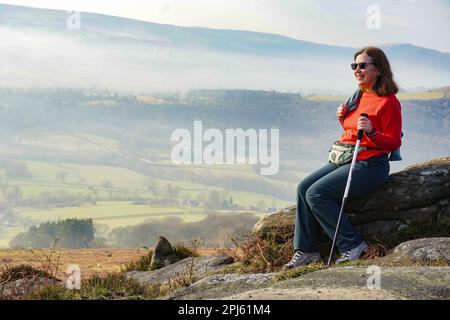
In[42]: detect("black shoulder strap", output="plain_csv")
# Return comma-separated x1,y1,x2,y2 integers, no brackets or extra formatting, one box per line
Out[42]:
345,89,363,113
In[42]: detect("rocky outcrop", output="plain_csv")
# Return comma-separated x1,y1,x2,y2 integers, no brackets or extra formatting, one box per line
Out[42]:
254,157,450,245
121,236,450,300
150,236,180,270
164,261,450,300
0,277,60,299
125,255,234,286
378,237,450,265
222,267,450,300
167,273,277,300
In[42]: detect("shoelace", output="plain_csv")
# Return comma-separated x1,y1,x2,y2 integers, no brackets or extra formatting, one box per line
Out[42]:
340,251,351,260
288,251,304,264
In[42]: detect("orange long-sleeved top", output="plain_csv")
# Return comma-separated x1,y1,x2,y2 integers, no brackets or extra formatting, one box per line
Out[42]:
338,91,402,161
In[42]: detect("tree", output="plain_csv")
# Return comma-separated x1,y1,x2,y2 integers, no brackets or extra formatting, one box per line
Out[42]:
108,227,129,247
6,186,22,202
166,184,180,199
101,180,114,199
9,218,95,248
101,180,113,190
148,180,160,196
205,190,221,210
55,171,68,183
0,160,32,179
256,200,266,209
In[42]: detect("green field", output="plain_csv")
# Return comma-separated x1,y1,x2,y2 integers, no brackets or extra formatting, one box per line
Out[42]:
18,132,121,154
3,159,295,207
16,201,208,228
0,200,270,247
306,90,446,102
0,156,294,248
0,226,26,248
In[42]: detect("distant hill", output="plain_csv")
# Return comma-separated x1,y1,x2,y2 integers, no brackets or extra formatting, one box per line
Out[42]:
429,86,450,97
0,4,449,93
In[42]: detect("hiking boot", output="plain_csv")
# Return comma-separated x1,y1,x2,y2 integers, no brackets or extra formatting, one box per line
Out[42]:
283,251,321,270
336,241,368,264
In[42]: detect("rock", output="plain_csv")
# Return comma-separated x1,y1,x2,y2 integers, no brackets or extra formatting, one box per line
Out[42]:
125,255,234,286
165,272,277,300
379,237,450,264
0,276,61,299
253,157,450,245
150,236,179,270
164,265,450,300
222,267,450,300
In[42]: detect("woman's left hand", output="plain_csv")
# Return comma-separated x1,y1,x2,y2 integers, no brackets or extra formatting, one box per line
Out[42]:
357,116,373,133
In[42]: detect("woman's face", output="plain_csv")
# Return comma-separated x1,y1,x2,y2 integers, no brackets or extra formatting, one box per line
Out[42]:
354,53,380,90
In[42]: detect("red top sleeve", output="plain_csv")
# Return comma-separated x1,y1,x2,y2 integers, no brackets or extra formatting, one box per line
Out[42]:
366,96,402,152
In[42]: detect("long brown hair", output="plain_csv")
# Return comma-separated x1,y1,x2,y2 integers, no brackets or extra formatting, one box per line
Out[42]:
354,46,399,96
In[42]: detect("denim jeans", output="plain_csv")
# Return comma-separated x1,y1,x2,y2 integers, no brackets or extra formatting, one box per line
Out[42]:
294,155,390,253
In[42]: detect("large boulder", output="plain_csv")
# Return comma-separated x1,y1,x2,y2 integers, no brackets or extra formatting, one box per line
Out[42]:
378,237,450,265
253,157,450,246
165,265,450,300
150,236,180,270
125,255,234,287
221,266,450,300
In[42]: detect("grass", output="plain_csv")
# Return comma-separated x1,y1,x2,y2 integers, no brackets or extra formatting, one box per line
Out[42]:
2,202,264,247
5,158,292,207
0,247,217,279
1,155,291,246
15,201,214,231
26,272,156,300
20,132,121,154
122,251,154,272
216,234,294,273
0,248,149,279
0,252,156,300
306,90,446,102
25,160,81,184
397,91,445,100
24,241,204,300
0,264,56,284
18,201,187,220
0,227,26,248
274,262,325,282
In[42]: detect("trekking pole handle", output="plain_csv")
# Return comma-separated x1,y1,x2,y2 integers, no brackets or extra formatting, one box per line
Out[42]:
357,113,368,140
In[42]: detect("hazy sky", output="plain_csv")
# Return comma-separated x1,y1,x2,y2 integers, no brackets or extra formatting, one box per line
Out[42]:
1,0,449,52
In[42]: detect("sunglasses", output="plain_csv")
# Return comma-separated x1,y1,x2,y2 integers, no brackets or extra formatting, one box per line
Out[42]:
351,62,375,70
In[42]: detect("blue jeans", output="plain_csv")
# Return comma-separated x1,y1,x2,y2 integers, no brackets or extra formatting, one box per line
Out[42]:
294,155,390,253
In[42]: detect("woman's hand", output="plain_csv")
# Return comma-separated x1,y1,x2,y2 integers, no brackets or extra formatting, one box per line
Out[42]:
336,104,348,120
357,115,373,133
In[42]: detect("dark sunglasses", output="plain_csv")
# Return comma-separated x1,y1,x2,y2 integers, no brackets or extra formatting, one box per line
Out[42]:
351,62,375,70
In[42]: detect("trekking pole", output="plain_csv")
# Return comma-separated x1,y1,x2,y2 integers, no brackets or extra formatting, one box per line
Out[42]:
326,113,368,268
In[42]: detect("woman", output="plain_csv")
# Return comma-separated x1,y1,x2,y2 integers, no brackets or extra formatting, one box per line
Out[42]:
284,46,402,269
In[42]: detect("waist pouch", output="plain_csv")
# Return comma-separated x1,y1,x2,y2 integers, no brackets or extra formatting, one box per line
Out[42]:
328,141,367,166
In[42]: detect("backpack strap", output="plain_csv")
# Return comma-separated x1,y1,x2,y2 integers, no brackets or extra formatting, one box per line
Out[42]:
345,89,363,114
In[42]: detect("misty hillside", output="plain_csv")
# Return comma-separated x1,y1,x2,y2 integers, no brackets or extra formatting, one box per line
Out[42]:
1,4,449,93
0,88,449,247
1,88,448,174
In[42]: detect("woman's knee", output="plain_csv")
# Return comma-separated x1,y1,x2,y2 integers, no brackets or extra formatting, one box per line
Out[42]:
297,180,310,198
305,186,322,207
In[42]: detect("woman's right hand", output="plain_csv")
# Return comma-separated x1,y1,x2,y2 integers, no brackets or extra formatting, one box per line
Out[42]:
336,103,348,120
